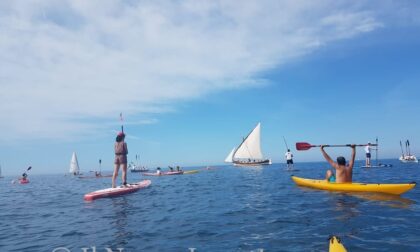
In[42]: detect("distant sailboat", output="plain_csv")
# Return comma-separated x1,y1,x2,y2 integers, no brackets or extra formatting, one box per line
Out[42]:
69,152,80,175
228,123,271,166
399,140,418,163
0,165,3,178
129,154,149,172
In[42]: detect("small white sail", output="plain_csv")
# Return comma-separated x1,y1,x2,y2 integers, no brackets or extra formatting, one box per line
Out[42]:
224,148,236,163
233,123,264,160
69,152,80,175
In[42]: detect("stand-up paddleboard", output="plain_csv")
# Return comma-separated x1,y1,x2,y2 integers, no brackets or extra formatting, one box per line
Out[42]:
292,176,416,195
143,171,184,176
84,180,151,201
329,236,347,252
19,179,30,184
361,164,392,168
285,169,300,172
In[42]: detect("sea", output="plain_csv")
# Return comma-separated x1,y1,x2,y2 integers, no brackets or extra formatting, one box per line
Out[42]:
0,160,419,252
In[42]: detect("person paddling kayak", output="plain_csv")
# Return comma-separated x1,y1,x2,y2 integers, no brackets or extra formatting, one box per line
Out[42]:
321,144,355,183
20,172,28,181
112,132,128,188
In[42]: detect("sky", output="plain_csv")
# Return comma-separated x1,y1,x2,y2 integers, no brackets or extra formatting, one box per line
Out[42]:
1,0,420,175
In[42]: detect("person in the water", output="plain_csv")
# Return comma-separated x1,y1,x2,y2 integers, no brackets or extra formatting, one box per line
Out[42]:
321,144,356,183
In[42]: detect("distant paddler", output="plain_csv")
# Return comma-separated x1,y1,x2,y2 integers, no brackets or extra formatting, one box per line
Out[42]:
283,137,294,170
364,142,376,167
13,166,32,184
285,149,294,170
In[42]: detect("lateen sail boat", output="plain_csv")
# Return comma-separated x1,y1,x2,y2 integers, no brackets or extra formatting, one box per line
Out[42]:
69,152,80,175
229,123,271,166
224,148,236,163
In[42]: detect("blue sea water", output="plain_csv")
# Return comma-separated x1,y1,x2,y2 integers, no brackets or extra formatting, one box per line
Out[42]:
0,160,419,252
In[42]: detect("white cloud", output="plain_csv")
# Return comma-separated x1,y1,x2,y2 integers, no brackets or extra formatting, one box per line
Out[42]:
0,0,410,142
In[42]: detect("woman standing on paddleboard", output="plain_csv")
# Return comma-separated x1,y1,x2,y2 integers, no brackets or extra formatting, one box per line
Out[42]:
112,132,128,188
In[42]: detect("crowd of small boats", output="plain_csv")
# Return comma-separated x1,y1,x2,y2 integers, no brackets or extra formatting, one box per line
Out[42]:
224,122,418,166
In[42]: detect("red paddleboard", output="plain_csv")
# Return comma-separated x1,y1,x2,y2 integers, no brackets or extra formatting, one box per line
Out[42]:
84,180,151,201
143,171,184,176
19,179,30,184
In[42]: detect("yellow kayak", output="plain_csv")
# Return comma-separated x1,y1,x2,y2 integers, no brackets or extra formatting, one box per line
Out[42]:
183,170,199,174
291,176,416,195
329,236,347,252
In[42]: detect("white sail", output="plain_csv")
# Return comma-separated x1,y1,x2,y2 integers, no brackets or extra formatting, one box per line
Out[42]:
233,123,264,160
69,152,80,175
224,148,236,163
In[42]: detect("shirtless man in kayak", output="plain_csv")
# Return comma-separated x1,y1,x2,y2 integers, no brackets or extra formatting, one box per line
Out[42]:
321,144,356,183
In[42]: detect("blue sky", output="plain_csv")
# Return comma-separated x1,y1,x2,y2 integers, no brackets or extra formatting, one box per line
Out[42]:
1,1,420,175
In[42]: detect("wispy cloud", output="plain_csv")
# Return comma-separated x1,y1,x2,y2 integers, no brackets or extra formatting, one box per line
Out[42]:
1,0,412,142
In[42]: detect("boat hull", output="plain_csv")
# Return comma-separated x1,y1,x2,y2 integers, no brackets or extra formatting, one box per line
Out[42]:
143,171,184,176
19,179,30,184
130,169,149,172
233,159,271,166
291,176,416,195
399,156,418,163
84,180,151,201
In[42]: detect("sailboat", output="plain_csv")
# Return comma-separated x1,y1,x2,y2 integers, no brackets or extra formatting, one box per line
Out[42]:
129,154,149,172
69,152,80,175
227,122,271,166
0,165,4,178
399,140,418,163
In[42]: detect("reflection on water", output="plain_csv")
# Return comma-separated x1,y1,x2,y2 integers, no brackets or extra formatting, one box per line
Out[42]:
333,196,361,221
110,197,130,248
350,192,415,209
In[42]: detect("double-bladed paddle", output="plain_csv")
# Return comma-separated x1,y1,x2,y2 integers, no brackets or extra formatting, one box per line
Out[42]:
296,142,377,151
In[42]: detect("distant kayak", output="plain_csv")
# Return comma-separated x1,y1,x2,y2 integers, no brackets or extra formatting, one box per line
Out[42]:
329,236,347,252
143,171,184,176
183,170,199,174
291,176,416,195
19,179,29,184
78,175,113,179
84,180,151,201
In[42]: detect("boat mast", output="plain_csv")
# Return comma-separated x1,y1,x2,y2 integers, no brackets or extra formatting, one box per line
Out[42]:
407,140,411,156
375,137,378,166
400,140,405,158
